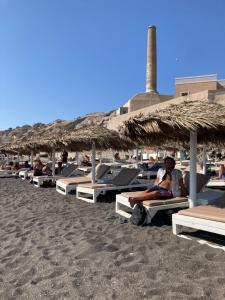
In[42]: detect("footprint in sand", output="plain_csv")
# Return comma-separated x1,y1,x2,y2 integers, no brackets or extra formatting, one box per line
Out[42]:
217,277,225,284
16,267,36,287
114,253,145,273
103,244,119,252
170,284,194,296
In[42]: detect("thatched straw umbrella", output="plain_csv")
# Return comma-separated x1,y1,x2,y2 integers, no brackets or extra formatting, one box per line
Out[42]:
20,133,66,176
121,101,225,207
62,126,134,151
123,101,225,144
10,125,134,181
0,144,18,164
4,126,67,175
62,126,135,183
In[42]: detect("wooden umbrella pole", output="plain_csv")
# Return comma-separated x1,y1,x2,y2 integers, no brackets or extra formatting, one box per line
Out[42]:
135,148,139,168
30,151,34,167
52,147,56,177
179,146,183,166
91,141,96,184
189,131,197,208
75,152,79,165
202,144,207,175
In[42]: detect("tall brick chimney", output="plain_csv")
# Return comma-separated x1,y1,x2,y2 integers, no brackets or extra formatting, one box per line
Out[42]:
146,25,157,93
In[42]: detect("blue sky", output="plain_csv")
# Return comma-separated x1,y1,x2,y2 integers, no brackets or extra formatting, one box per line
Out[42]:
1,0,225,130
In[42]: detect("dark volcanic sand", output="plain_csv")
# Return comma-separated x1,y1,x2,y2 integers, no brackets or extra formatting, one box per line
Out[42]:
0,178,225,299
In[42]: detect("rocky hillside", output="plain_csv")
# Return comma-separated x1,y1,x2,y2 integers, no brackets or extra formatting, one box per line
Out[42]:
0,110,117,143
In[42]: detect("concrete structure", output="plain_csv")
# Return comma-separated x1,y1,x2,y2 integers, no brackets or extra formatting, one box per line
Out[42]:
118,93,172,115
108,89,225,131
175,74,225,97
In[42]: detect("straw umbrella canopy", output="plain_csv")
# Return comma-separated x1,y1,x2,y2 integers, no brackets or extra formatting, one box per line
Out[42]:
122,101,225,145
121,100,225,207
62,126,135,183
2,126,67,174
62,126,135,151
0,144,18,155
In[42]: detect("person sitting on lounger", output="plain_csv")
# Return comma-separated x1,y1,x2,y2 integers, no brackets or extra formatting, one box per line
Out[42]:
114,152,121,161
218,163,225,179
81,155,91,166
11,161,20,171
30,160,52,182
56,161,63,175
24,161,31,169
129,156,187,207
31,159,44,176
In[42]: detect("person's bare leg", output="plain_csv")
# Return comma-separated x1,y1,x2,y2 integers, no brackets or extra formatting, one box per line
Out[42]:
129,190,161,207
219,164,225,178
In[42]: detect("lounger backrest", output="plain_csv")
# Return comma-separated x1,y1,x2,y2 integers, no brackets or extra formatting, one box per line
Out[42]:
184,163,202,173
61,164,77,177
86,164,110,179
183,171,210,193
148,163,164,171
111,168,140,186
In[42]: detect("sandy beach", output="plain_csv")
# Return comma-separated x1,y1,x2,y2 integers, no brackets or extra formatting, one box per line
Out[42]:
0,178,225,299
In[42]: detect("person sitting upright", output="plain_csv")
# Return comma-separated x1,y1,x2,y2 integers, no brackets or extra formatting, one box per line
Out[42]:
32,159,44,176
61,149,68,164
24,160,31,169
11,161,20,171
56,161,63,175
114,152,121,161
81,155,91,166
129,156,187,207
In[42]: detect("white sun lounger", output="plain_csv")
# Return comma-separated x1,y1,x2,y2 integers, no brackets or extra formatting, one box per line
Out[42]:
76,168,149,204
0,169,13,174
172,204,225,236
56,164,111,195
206,178,225,190
32,164,78,187
115,172,210,224
0,171,15,178
18,168,32,180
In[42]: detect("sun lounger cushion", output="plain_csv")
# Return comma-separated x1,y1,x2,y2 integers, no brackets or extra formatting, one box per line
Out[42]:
121,191,187,207
142,199,187,207
157,197,188,205
59,177,91,185
178,205,225,223
76,183,114,188
210,179,225,183
33,175,65,180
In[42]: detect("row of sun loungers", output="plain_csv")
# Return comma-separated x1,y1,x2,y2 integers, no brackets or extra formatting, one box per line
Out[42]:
3,162,225,247
56,163,111,194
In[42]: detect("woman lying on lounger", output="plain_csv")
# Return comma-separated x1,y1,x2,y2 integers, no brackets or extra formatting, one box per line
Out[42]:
129,156,188,207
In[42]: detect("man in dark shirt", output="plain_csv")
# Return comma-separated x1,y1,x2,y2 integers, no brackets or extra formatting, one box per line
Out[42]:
61,149,68,164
